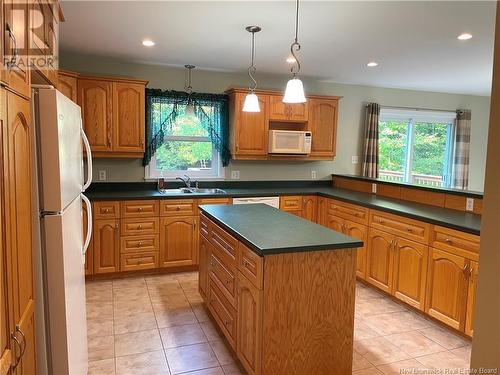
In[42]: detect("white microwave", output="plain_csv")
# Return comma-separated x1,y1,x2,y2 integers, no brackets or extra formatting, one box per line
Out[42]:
268,130,312,155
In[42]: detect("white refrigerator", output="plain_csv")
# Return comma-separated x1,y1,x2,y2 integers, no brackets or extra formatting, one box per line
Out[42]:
32,87,93,375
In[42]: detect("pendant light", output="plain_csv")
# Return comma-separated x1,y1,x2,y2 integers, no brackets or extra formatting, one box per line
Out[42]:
184,64,197,118
242,26,262,112
283,0,306,104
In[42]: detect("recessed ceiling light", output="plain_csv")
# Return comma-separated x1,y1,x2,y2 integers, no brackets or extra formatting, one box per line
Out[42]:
457,33,473,40
142,39,155,47
367,61,378,67
286,55,296,64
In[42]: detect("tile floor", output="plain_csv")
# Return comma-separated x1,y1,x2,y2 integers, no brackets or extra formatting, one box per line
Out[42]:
86,272,472,375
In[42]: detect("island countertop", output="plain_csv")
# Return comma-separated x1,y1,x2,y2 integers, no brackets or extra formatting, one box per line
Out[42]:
199,203,363,256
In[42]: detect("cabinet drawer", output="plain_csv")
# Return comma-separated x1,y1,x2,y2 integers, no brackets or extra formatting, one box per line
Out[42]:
121,251,158,271
431,226,480,260
369,210,430,244
328,199,368,225
209,250,236,307
237,243,263,289
200,214,211,239
210,223,238,265
94,201,120,219
121,235,159,254
208,281,237,348
121,217,159,236
198,198,232,207
121,200,159,218
160,199,196,216
280,196,302,211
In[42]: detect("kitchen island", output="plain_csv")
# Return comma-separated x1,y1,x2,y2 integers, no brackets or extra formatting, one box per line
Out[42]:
198,204,363,375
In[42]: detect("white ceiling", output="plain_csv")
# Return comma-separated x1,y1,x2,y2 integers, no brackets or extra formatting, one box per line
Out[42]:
60,1,496,96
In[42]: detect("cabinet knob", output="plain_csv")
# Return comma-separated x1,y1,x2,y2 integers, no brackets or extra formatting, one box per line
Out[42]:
445,238,452,243
138,242,142,247
138,207,143,212
104,208,109,213
176,207,180,211
138,224,143,229
406,227,412,232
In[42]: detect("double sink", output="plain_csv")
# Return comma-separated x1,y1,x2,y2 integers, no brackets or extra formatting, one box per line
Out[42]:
158,187,227,195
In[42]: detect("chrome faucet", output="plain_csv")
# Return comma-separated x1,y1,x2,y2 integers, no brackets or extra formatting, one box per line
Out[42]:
176,175,191,188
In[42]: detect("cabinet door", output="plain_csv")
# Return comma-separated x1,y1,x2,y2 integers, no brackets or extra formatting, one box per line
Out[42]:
199,234,211,300
344,220,368,280
234,93,269,156
3,0,31,97
57,72,78,102
316,197,328,226
78,79,113,152
301,196,317,222
269,95,308,122
308,99,338,158
4,92,36,375
366,228,394,293
237,272,262,375
326,214,344,233
83,204,93,276
425,248,468,331
392,238,428,310
112,82,145,153
465,261,478,337
159,217,198,268
93,219,120,274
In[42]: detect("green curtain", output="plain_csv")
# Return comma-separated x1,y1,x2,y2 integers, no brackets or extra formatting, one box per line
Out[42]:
143,89,230,167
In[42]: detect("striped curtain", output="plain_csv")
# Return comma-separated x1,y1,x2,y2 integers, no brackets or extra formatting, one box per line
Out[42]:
361,103,381,178
452,109,472,189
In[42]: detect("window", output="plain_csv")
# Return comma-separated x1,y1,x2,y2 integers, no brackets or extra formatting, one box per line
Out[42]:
378,108,456,188
147,103,223,179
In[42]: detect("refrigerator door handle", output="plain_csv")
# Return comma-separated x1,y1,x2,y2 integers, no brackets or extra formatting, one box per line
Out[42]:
81,123,93,192
81,193,92,255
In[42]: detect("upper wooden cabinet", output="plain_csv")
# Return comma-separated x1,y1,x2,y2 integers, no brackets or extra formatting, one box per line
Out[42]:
269,94,308,122
77,75,148,158
57,70,78,102
308,98,338,158
227,88,340,161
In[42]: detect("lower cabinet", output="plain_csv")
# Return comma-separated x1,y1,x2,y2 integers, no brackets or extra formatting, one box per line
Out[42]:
279,196,302,217
93,219,120,274
199,235,211,299
236,272,263,375
465,261,478,336
366,228,394,293
301,196,317,222
159,217,198,268
316,197,328,226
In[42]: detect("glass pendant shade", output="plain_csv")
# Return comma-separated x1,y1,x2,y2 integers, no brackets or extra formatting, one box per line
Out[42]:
283,77,306,103
242,92,260,112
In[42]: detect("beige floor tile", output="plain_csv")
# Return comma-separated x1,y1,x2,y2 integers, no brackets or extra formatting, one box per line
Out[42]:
86,302,113,321
355,298,405,316
154,306,198,328
376,359,431,374
179,279,199,290
184,367,224,375
354,319,380,341
191,302,210,323
209,340,236,366
449,345,472,360
165,342,219,374
114,311,157,335
353,368,383,375
175,271,199,282
415,349,470,370
384,331,446,357
114,300,153,318
87,317,114,337
115,350,170,375
160,323,207,348
151,295,191,308
362,311,431,336
86,287,113,303
145,274,180,285
200,320,223,342
88,358,115,375
418,325,471,349
354,336,412,366
113,277,146,289
222,363,246,375
185,292,204,304
113,286,150,303
352,350,374,371
88,335,115,361
114,329,163,357
355,284,385,301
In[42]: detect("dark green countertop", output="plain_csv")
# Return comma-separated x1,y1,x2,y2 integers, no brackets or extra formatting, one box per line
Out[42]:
199,204,363,256
85,182,481,235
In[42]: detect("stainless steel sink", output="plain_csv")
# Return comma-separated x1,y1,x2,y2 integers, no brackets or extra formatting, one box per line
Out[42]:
188,188,227,194
158,188,193,194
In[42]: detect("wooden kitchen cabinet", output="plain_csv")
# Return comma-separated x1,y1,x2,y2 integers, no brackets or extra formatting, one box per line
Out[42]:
366,228,394,293
237,272,263,375
316,197,328,226
391,237,428,310
279,196,302,217
57,70,78,102
269,94,308,122
302,196,317,222
308,98,338,158
425,248,468,331
230,91,269,158
93,219,120,274
465,261,478,336
159,217,198,268
198,234,211,300
344,220,368,280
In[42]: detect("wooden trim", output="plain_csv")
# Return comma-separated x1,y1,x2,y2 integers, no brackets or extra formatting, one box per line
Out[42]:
90,151,144,159
0,350,12,375
57,70,79,78
77,74,149,85
225,87,342,101
400,189,445,207
85,265,198,280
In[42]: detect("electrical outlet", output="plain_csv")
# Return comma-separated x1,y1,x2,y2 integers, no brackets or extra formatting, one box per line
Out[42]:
372,183,377,194
466,198,474,212
98,170,107,181
352,155,359,164
231,170,240,180
311,170,317,179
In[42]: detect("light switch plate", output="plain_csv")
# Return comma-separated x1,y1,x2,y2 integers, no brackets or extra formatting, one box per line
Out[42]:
311,170,317,179
231,170,240,180
466,198,474,212
372,183,377,193
352,156,359,164
98,170,107,181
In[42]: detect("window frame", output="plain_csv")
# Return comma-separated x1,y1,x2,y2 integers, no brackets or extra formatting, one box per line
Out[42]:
378,108,456,188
